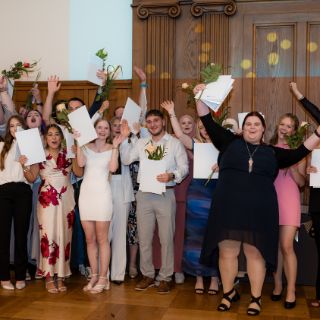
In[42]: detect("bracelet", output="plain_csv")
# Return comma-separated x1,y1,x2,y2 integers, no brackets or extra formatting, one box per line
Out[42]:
36,102,43,106
169,114,176,118
314,129,320,138
112,147,119,150
140,82,148,88
0,88,8,93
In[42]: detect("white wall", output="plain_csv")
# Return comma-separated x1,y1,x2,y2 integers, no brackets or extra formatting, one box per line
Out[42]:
0,0,132,81
69,0,132,80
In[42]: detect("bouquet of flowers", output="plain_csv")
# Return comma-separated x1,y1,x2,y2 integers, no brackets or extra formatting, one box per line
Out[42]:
55,102,73,133
95,48,122,102
181,63,222,108
145,141,166,160
285,121,309,149
1,60,38,86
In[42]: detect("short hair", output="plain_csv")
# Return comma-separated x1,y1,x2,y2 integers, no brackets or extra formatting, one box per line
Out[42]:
67,97,85,106
145,109,164,120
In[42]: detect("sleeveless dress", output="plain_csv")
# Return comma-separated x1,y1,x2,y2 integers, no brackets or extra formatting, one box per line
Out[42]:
274,143,301,227
37,149,75,278
79,147,113,221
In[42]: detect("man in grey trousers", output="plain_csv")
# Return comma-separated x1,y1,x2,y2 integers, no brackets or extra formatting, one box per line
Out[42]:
121,109,188,293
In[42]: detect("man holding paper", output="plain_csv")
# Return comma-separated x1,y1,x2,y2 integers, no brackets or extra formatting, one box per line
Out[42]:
120,109,188,294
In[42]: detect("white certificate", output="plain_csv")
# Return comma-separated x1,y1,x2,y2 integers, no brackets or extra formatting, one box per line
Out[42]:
310,149,320,187
121,97,142,134
193,143,219,179
59,125,75,159
68,106,97,147
87,55,103,86
194,75,234,112
15,128,45,165
139,158,166,194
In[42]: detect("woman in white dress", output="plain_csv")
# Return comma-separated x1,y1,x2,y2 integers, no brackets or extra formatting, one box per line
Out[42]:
77,119,121,293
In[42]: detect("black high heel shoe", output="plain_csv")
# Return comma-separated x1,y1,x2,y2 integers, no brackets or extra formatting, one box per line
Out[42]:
217,288,240,311
247,295,262,316
284,300,296,309
270,290,282,301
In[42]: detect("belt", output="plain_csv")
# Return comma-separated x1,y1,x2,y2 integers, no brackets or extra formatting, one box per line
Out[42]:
166,186,175,189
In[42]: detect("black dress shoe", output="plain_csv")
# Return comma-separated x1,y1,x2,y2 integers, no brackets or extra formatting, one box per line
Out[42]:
284,300,296,309
112,280,124,285
270,292,282,301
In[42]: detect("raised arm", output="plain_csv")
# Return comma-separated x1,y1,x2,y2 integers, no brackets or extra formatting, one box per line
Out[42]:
290,82,320,124
31,84,43,113
161,100,193,150
43,75,61,125
109,135,123,173
133,66,148,124
0,77,16,115
274,126,320,168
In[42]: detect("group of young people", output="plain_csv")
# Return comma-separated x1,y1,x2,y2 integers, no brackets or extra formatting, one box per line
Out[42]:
1,69,320,316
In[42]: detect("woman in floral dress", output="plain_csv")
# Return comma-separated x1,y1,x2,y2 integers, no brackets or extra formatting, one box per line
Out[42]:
35,124,82,293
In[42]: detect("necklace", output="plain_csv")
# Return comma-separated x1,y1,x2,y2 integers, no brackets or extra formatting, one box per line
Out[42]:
245,141,260,173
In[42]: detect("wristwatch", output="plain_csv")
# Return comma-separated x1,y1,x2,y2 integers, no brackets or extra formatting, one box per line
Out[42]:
171,173,175,181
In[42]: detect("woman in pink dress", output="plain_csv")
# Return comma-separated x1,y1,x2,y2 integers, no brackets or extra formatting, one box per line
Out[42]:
269,113,306,308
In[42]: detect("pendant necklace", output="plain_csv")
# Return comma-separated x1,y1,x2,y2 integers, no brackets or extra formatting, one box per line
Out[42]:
245,142,259,173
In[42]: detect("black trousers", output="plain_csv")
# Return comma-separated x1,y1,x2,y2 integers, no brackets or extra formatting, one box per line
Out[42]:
0,182,32,281
312,213,320,300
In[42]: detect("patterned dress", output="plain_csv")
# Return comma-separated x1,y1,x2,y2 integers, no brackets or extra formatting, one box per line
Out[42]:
37,149,75,278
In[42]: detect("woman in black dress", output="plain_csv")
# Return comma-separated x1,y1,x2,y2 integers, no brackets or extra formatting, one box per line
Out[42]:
290,81,320,308
193,84,320,315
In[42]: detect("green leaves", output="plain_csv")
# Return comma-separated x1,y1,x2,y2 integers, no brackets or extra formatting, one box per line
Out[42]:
285,123,309,149
96,48,108,60
200,63,222,84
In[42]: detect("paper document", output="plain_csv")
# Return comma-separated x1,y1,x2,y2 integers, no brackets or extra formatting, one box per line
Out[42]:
193,143,219,179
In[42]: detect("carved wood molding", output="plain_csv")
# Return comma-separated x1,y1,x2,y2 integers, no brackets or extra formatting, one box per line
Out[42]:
137,3,181,19
191,1,237,17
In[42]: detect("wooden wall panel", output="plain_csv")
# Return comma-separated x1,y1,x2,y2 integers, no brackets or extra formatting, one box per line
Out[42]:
12,80,132,118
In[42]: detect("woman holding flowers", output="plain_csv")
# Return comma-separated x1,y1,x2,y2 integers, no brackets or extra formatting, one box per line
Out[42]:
194,83,320,316
76,119,121,293
269,113,306,308
0,115,34,290
161,100,219,294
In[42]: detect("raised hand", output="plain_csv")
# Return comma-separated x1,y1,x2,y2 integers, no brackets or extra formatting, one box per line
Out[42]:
289,82,303,100
193,83,206,95
97,69,107,86
31,84,42,103
133,66,146,83
99,100,109,114
47,75,61,94
19,155,28,166
160,100,175,114
132,122,141,135
0,76,8,91
112,134,125,148
120,119,131,138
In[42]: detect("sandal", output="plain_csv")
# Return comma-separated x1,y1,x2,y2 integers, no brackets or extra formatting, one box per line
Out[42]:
217,288,240,311
247,295,262,316
208,288,219,295
46,280,58,294
195,287,204,294
90,276,110,294
57,278,67,292
83,274,99,292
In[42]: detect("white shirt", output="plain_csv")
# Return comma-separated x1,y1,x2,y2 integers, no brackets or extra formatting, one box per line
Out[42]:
0,140,28,185
120,133,188,187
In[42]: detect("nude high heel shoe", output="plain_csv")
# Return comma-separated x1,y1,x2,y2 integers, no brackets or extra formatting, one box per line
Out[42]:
90,276,110,294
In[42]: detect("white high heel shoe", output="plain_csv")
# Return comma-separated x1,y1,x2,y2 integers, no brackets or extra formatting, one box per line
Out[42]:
83,274,99,292
90,276,110,294
1,281,15,290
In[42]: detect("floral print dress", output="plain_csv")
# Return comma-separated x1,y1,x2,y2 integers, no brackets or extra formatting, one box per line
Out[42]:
37,149,75,278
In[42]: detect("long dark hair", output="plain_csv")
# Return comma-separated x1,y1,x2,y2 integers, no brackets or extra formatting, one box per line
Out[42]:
44,124,64,149
269,113,299,145
0,115,27,170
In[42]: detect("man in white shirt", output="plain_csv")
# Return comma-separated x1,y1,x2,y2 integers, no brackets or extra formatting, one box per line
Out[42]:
121,109,188,293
